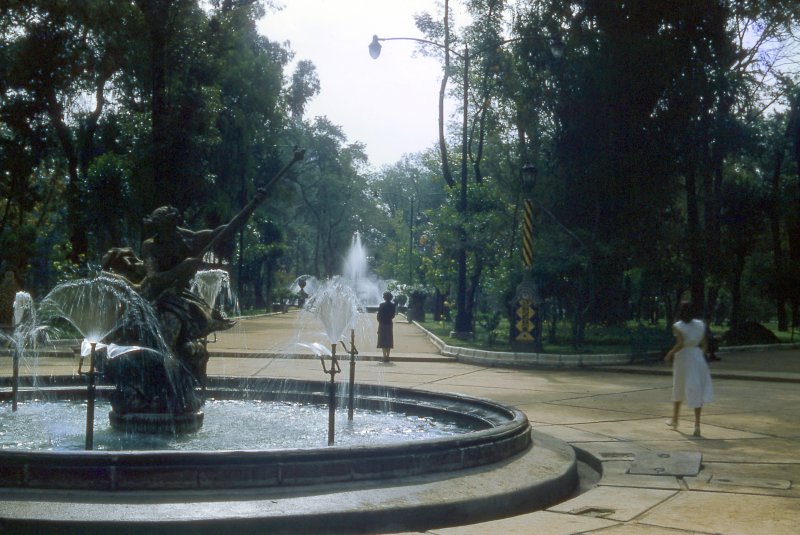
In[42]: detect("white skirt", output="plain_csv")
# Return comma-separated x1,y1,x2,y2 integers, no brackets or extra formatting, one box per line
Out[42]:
672,347,713,408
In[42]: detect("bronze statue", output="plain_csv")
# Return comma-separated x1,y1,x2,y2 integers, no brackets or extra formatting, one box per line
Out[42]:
99,149,304,428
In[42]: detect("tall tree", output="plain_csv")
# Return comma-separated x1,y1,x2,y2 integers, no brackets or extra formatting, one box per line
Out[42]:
2,0,140,262
286,117,369,277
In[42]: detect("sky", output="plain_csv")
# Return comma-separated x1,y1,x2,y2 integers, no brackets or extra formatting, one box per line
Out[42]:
258,1,460,169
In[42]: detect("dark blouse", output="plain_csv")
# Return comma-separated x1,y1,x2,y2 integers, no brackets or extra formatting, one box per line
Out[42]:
377,301,396,325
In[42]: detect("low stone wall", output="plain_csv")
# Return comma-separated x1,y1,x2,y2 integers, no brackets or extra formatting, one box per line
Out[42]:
415,321,800,369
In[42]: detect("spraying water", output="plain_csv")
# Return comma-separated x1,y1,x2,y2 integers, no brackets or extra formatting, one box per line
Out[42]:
37,274,168,352
13,291,33,328
305,277,360,344
191,269,233,314
290,275,320,301
342,232,385,308
3,291,48,410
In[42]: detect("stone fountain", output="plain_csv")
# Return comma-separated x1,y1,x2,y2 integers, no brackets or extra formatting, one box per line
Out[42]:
0,282,579,532
0,148,582,532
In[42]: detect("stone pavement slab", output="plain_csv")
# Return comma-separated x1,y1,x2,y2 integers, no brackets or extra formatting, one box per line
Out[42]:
688,463,795,495
417,510,619,534
547,485,676,522
627,451,702,476
639,491,800,534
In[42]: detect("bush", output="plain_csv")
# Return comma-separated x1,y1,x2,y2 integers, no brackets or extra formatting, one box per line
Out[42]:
723,322,780,345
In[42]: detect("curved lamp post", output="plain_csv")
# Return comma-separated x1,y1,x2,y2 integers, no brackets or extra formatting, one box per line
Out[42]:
369,32,563,339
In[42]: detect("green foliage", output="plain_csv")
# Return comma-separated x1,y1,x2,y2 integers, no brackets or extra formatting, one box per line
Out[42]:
0,0,295,297
385,0,800,348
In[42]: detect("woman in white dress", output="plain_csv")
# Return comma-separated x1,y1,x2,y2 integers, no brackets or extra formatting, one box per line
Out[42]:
665,301,714,437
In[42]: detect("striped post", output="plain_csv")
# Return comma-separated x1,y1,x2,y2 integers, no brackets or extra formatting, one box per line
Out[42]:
522,198,533,269
511,197,539,350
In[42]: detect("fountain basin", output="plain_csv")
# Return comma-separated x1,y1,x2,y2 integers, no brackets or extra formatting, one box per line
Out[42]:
0,377,532,491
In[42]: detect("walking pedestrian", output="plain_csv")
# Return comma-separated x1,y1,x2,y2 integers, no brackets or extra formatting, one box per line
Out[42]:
704,315,721,361
377,291,396,362
665,301,714,437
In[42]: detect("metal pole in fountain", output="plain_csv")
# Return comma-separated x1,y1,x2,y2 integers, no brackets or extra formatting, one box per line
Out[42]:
82,342,98,450
11,344,19,412
319,344,341,446
340,329,358,421
10,291,33,412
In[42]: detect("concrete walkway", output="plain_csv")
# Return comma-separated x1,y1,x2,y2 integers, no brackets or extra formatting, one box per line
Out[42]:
213,312,800,534
3,310,799,534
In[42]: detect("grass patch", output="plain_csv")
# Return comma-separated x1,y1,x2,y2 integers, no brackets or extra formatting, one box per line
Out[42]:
416,317,655,354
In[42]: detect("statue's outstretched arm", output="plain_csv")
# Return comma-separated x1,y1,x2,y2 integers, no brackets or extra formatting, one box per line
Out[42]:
198,148,305,257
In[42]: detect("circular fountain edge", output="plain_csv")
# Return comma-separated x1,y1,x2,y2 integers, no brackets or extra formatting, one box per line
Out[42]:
1,377,533,491
0,430,580,535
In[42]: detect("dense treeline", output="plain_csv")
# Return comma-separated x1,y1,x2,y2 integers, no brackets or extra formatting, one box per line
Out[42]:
0,0,372,312
369,0,800,345
1,1,799,347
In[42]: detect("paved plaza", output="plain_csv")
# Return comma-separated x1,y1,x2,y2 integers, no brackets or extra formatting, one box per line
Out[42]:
2,310,799,534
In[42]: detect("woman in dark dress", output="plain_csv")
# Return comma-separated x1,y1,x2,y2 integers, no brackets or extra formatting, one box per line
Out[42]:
376,291,396,362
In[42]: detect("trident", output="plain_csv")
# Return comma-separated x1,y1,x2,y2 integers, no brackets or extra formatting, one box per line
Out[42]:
339,329,358,421
320,343,341,446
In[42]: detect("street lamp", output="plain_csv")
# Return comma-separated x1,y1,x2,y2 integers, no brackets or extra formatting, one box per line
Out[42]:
369,31,561,339
368,35,382,59
511,163,542,352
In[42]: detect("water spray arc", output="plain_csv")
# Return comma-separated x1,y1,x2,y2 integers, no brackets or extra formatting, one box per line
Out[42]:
191,269,235,390
305,276,362,445
41,276,137,449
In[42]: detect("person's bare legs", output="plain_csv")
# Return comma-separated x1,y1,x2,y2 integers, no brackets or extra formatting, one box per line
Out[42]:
667,401,681,428
693,407,702,436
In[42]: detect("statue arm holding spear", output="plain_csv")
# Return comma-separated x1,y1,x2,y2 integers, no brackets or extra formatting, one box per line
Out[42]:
139,148,305,300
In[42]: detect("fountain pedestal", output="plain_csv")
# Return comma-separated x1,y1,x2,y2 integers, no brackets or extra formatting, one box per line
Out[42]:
109,410,204,434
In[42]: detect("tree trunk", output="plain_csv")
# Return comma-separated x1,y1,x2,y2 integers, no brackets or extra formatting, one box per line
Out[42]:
255,261,267,309
548,298,559,344
45,92,87,262
704,142,723,319
437,0,454,188
729,254,745,332
789,92,800,332
466,254,483,332
685,168,704,307
768,118,789,331
135,0,171,210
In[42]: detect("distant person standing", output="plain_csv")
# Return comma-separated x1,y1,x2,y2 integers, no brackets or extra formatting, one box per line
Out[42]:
665,301,714,437
377,291,396,362
704,315,721,361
